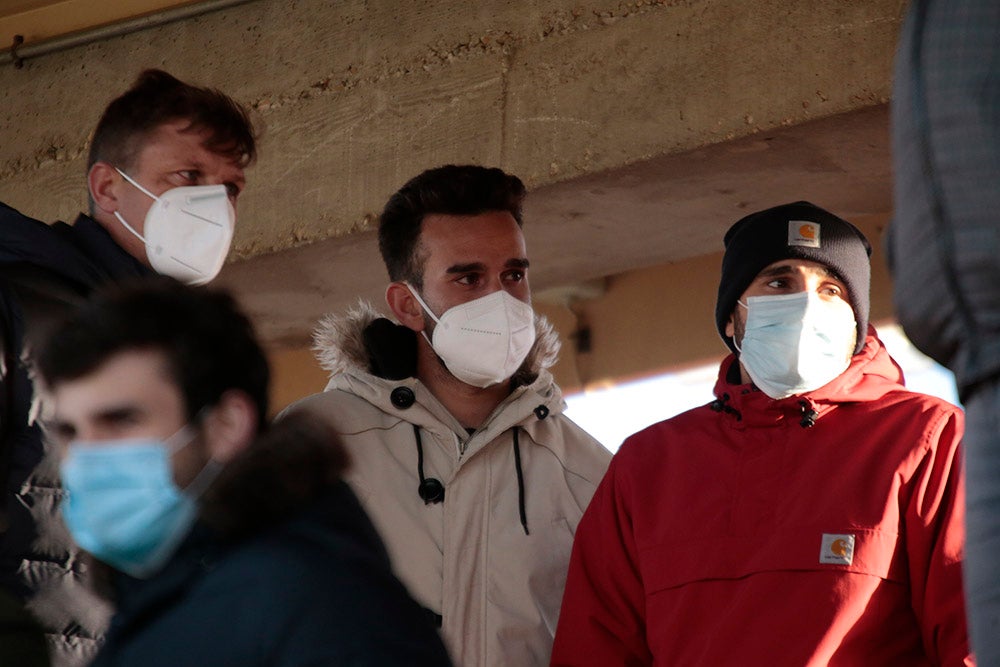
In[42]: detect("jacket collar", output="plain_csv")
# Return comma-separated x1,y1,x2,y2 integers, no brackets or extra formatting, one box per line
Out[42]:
313,300,561,385
0,203,149,287
107,480,377,648
311,301,566,454
711,326,905,428
108,522,220,632
56,213,149,282
106,414,351,605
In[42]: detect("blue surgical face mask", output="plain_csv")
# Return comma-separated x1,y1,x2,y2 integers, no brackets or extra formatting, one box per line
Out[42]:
735,291,857,399
59,426,221,578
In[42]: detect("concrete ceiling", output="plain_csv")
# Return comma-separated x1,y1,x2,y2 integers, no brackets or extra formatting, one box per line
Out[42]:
216,103,892,348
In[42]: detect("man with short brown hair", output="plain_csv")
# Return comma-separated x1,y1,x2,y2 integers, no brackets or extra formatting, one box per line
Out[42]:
287,165,611,666
0,68,257,665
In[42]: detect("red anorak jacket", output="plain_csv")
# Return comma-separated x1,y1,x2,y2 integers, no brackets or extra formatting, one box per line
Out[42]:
552,330,972,666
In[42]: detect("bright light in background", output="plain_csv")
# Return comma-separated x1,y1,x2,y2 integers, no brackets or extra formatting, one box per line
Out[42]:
564,323,961,453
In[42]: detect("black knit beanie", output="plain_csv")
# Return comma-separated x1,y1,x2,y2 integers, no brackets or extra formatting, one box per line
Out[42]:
715,201,872,355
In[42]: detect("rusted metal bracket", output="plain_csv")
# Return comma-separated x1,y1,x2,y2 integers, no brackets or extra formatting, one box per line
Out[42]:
9,34,24,69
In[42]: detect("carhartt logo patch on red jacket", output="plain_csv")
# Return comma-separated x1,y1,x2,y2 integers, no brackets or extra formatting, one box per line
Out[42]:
819,534,855,565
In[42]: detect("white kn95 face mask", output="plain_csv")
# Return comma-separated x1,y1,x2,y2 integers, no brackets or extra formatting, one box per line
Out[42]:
407,285,536,388
113,168,235,285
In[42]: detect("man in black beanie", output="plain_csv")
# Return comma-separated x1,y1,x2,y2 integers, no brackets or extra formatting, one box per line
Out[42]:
553,201,972,666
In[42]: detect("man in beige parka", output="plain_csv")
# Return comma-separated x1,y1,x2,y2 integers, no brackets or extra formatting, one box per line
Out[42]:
285,164,611,666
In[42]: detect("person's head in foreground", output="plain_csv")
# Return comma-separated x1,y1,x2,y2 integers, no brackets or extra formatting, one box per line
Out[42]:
36,277,349,578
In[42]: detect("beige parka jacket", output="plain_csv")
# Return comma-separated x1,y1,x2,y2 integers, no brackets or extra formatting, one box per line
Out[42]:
285,303,611,666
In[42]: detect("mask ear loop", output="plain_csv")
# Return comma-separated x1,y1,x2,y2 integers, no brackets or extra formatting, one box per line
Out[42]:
115,168,158,200
165,409,223,498
733,300,749,353
404,283,442,347
183,458,224,499
404,283,440,324
112,168,159,243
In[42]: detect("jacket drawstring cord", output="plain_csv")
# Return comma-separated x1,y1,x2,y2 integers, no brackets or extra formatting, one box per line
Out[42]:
411,424,529,535
512,427,529,535
798,400,818,428
413,425,445,504
709,393,742,421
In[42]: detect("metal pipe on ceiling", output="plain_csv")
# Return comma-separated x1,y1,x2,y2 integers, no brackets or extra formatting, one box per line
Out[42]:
2,0,258,67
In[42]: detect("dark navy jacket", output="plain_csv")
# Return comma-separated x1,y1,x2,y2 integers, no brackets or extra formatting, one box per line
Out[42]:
91,479,452,667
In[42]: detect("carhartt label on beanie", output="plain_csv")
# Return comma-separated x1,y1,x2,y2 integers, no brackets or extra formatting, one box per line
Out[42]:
788,221,820,248
715,201,872,355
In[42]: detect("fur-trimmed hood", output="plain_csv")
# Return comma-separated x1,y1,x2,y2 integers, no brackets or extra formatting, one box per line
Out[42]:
313,300,562,388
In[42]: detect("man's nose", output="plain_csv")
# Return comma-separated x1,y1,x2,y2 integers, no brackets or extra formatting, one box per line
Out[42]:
69,428,98,444
486,275,505,293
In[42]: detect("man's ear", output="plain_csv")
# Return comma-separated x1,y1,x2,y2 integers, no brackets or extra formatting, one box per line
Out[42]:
203,389,258,464
88,162,121,215
385,282,426,332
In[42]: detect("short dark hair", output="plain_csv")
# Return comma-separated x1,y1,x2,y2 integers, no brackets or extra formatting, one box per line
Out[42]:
37,277,270,427
87,69,257,173
377,164,526,287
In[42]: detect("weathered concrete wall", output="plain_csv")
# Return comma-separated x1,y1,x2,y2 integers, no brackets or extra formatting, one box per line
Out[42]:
1,0,904,260
1,0,909,403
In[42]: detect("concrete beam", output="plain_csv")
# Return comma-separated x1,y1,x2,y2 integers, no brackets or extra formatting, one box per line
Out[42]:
0,0,904,354
217,104,892,348
1,0,901,246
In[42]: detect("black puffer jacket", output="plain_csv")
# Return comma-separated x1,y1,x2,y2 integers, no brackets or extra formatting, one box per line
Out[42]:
90,414,452,667
0,201,149,665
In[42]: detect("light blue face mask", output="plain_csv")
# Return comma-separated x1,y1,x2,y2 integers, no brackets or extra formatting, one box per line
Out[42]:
59,426,221,578
735,291,857,399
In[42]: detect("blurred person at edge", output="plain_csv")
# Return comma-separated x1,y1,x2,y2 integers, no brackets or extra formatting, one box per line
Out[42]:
35,277,452,667
283,165,612,666
0,69,256,666
553,202,972,666
889,1,1000,663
